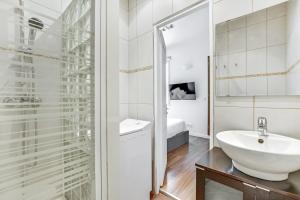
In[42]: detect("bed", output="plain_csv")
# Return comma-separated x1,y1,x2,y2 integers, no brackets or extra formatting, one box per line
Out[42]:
167,118,189,152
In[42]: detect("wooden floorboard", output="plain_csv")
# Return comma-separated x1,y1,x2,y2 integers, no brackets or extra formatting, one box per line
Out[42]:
161,136,209,200
151,193,174,200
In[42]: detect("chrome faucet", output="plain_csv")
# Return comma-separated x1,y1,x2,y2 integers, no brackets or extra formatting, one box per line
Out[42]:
257,117,268,136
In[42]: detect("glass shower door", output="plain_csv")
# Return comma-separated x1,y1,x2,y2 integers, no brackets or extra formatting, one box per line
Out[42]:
0,0,96,199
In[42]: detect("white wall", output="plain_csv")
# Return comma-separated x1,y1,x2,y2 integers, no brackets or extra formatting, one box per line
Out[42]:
166,25,209,137
215,3,288,96
119,0,129,121
128,0,300,149
286,0,300,95
213,0,300,147
127,0,206,124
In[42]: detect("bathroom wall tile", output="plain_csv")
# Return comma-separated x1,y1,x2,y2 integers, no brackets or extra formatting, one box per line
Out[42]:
229,78,246,96
119,39,129,69
137,0,148,5
137,0,153,36
215,22,228,34
268,75,286,96
138,32,153,67
129,38,138,68
119,8,129,39
215,55,228,77
247,22,267,50
254,96,300,109
119,72,129,103
247,48,267,74
128,73,138,103
215,32,228,56
267,16,286,46
128,103,138,119
213,0,252,24
286,65,300,95
247,77,267,96
129,7,137,40
216,80,229,97
173,0,199,13
254,108,300,139
228,16,246,31
229,52,246,76
228,28,246,53
138,104,154,121
129,0,136,10
246,9,266,26
267,2,287,20
286,0,300,67
138,69,153,104
120,103,129,121
120,0,129,11
153,0,172,23
214,96,253,107
267,45,286,73
253,0,287,12
214,106,254,133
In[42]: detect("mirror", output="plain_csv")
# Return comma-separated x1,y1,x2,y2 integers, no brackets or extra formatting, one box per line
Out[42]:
215,1,300,97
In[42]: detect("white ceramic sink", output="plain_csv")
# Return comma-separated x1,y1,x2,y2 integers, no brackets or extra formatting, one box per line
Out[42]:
216,131,300,181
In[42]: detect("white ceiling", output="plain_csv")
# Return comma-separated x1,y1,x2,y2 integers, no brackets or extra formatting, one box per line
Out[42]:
162,5,209,47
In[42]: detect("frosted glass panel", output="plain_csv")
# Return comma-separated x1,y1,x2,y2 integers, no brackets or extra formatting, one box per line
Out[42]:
205,180,243,200
0,0,95,200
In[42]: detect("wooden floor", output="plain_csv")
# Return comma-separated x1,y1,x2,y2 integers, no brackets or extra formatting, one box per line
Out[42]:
151,193,173,200
161,136,209,200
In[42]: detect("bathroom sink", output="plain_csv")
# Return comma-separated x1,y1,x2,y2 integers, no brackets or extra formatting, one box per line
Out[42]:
216,131,300,181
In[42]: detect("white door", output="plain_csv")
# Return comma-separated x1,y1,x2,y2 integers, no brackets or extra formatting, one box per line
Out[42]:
154,29,168,193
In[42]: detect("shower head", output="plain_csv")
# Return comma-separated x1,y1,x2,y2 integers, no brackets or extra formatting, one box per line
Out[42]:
28,17,44,47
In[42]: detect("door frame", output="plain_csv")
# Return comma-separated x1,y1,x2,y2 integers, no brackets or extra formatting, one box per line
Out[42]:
153,0,214,194
95,0,120,199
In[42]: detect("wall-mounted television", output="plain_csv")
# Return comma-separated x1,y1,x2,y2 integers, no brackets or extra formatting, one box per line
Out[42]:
169,82,196,100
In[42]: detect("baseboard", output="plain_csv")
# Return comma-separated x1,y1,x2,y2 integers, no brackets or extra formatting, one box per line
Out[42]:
189,132,210,139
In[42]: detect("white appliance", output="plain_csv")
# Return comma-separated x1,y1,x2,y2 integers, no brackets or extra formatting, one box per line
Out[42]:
120,119,152,200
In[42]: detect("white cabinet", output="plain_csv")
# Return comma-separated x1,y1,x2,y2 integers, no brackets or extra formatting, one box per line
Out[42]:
120,119,152,200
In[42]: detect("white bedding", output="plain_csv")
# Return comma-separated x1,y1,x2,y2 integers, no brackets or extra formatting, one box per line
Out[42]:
167,118,187,139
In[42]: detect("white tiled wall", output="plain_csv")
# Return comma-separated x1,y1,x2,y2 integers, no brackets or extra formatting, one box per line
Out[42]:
213,0,288,24
126,0,300,148
119,0,129,121
215,3,287,96
127,0,205,122
214,0,300,146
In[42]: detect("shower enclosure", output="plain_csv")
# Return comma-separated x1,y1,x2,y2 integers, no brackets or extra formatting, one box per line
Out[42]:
0,0,96,199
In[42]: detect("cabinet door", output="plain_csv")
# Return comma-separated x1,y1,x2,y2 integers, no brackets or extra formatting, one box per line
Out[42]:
255,186,270,200
243,183,256,200
205,179,243,200
269,192,296,200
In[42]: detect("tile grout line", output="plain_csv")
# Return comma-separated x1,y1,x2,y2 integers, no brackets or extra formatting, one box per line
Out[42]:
120,65,153,73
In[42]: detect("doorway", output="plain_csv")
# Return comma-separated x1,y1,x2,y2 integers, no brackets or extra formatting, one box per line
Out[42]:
153,1,213,199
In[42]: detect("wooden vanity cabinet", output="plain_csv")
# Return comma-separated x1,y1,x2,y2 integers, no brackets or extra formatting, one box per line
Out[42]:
196,167,272,200
269,192,296,200
196,148,300,200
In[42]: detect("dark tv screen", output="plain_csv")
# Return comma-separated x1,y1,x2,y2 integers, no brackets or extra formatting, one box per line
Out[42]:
169,82,196,100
